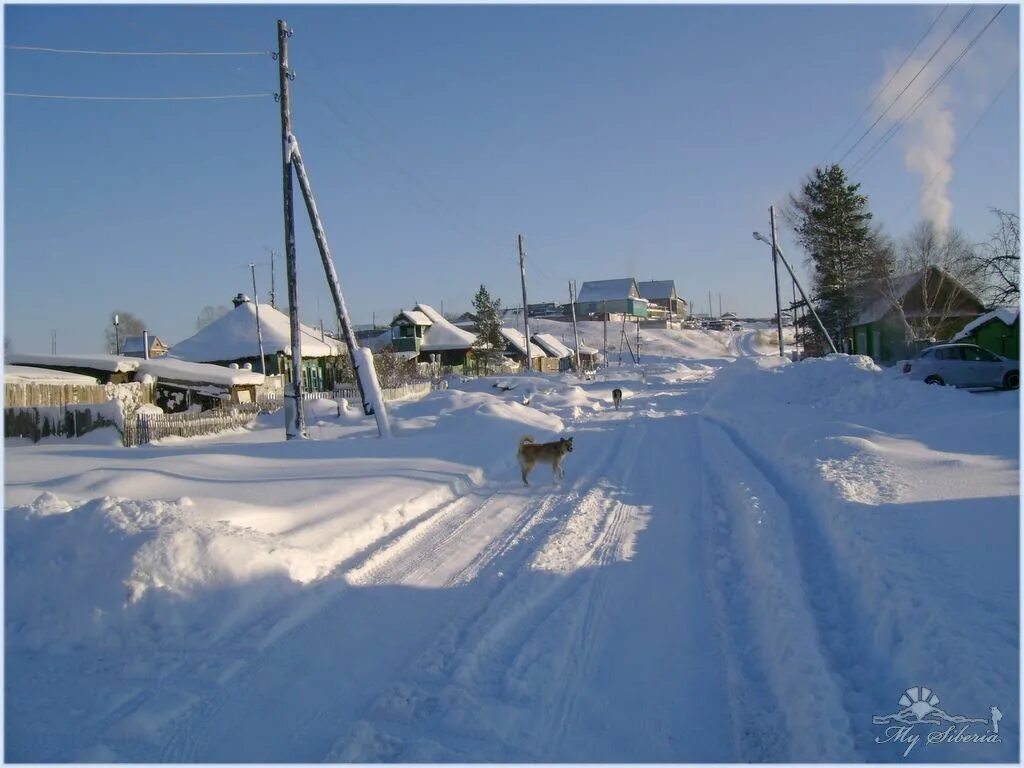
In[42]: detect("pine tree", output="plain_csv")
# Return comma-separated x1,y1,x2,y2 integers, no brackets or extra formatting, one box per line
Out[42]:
789,164,882,352
471,284,505,374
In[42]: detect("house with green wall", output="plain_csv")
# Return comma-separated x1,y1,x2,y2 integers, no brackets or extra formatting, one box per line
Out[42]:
849,266,986,366
951,307,1019,359
389,303,477,368
575,278,649,319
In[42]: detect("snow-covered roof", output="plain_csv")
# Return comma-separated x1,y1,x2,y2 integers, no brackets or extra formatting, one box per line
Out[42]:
573,340,599,355
137,358,264,387
7,353,141,374
5,365,100,385
500,327,548,358
170,301,343,362
576,279,644,304
396,309,432,327
637,280,677,301
854,267,986,326
415,304,477,351
121,335,168,355
952,307,1020,342
532,333,574,359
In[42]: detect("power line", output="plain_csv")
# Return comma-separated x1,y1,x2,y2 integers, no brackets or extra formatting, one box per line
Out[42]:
6,91,273,101
837,5,975,166
850,5,1007,176
6,44,270,56
824,5,949,162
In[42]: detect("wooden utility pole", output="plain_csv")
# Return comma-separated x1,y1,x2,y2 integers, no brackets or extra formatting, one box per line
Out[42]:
770,205,785,357
250,262,267,374
568,280,581,371
603,300,608,367
518,234,532,371
277,19,307,439
269,249,277,309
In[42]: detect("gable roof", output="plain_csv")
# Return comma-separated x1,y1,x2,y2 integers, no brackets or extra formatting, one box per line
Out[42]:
576,278,643,303
395,309,433,327
952,307,1020,342
500,327,548,358
121,335,169,355
853,267,986,326
415,303,477,351
637,280,677,301
170,300,343,362
532,333,573,359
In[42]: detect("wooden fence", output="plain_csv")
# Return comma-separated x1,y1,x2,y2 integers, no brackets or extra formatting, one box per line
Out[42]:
122,408,259,448
256,380,434,408
5,382,111,408
5,404,120,442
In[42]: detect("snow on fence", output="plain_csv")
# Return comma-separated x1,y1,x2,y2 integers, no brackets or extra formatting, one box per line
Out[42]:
5,382,111,408
6,403,122,442
122,408,259,448
256,380,434,409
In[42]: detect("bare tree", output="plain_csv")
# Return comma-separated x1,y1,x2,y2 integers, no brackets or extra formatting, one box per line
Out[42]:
195,305,231,331
372,347,419,388
104,311,146,354
878,222,983,345
973,208,1019,306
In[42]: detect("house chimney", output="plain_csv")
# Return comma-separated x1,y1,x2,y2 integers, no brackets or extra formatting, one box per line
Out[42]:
143,330,150,360
232,293,251,308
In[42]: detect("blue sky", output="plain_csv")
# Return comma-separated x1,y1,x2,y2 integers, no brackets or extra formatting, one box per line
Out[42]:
4,3,1019,353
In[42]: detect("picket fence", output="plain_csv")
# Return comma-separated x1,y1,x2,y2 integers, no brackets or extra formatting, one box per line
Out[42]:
122,408,259,448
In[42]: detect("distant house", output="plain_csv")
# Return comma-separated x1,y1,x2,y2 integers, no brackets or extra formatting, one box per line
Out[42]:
637,280,687,318
951,307,1019,359
849,267,986,365
170,293,346,391
571,340,601,370
500,326,552,370
575,279,649,319
532,333,575,372
121,334,170,359
389,303,477,368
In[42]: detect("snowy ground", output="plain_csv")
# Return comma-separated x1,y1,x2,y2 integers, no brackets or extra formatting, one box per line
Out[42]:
5,323,1018,762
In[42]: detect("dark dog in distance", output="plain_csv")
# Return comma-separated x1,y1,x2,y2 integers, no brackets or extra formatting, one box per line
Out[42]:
518,435,574,486
612,388,623,410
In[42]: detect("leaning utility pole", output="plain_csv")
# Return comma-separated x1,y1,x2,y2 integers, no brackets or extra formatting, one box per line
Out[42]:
518,234,532,371
770,205,785,357
250,262,268,374
568,280,581,371
603,300,608,367
277,19,307,439
269,249,277,309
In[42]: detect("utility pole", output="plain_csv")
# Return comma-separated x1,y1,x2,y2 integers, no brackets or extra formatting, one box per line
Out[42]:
111,315,119,355
770,205,785,357
269,249,277,309
603,299,608,368
277,19,307,439
518,234,532,371
708,291,713,319
250,263,268,374
719,293,722,318
51,329,57,355
568,280,581,372
636,317,641,365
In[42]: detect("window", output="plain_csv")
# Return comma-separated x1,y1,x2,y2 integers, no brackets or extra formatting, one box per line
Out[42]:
964,347,999,362
918,349,934,359
936,347,964,361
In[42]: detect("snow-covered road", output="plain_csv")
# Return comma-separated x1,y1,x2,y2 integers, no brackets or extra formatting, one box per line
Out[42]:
5,325,1018,761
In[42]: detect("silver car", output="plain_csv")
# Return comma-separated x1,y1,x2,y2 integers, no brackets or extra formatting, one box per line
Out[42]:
899,343,1019,389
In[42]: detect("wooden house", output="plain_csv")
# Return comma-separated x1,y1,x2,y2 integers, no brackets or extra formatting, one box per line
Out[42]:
575,279,649,320
389,303,477,369
637,280,687,319
951,307,1019,359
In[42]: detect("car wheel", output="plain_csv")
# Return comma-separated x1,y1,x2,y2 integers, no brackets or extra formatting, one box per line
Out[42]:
1003,370,1019,390
924,375,945,386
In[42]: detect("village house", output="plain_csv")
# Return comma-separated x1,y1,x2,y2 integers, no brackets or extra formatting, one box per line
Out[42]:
951,307,1019,359
849,266,986,365
121,334,170,359
499,326,552,371
575,279,649,320
637,280,687,319
170,293,346,391
389,303,477,370
532,333,575,372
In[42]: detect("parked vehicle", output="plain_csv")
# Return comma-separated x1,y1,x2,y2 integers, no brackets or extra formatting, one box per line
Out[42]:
898,343,1019,389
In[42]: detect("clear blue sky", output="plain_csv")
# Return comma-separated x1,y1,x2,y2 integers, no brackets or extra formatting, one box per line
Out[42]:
4,3,1019,353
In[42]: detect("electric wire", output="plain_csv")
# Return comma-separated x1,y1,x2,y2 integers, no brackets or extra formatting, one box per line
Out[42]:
6,91,273,101
6,44,270,56
836,5,976,166
824,5,950,162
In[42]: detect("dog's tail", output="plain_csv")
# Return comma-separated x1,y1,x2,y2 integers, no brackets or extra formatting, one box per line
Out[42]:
518,435,535,454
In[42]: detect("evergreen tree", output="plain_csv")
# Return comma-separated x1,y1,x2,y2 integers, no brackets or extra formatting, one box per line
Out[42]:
789,164,883,352
471,284,505,374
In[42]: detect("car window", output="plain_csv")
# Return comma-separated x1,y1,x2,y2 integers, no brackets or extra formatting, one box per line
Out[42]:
918,349,934,359
937,347,963,361
972,348,1000,362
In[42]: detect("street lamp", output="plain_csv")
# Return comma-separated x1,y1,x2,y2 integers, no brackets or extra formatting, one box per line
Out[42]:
112,314,120,356
752,232,838,355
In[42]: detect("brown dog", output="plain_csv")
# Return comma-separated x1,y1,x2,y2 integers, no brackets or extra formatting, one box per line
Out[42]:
518,435,574,486
612,388,623,409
